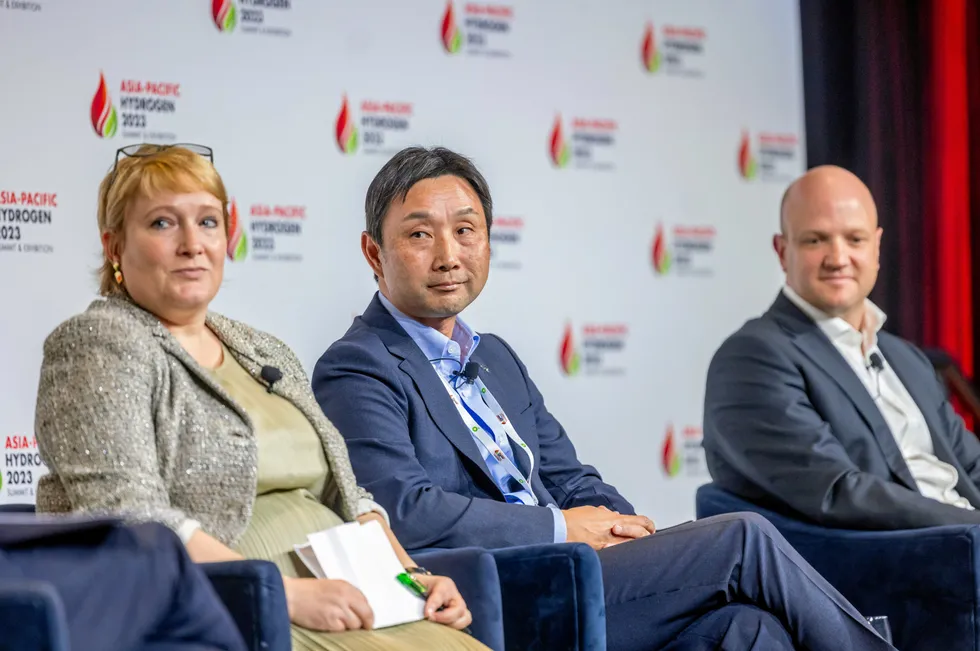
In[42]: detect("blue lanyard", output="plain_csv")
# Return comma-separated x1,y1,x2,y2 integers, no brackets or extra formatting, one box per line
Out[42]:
446,378,538,506
457,394,501,447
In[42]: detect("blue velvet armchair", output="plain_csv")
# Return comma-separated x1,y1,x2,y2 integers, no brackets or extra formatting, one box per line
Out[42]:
1,500,604,651
418,542,606,651
1,502,600,651
697,482,980,651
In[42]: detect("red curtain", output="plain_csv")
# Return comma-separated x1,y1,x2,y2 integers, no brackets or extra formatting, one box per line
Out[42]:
925,0,973,422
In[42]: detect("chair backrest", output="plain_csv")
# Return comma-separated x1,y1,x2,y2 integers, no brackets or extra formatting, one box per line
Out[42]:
924,347,980,427
696,482,824,537
0,503,36,513
696,481,780,520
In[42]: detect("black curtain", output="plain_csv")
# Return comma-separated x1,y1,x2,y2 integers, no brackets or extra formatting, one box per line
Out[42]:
799,0,929,345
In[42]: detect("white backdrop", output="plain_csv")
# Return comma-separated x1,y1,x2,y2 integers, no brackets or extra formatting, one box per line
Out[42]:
0,0,805,526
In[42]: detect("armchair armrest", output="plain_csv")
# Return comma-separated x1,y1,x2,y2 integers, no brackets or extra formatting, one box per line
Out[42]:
0,580,69,651
201,560,291,651
774,521,980,651
414,547,504,651
489,543,605,651
697,482,980,651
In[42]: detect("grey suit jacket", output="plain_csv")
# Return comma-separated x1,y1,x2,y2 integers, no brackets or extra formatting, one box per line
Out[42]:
703,292,980,529
34,296,369,546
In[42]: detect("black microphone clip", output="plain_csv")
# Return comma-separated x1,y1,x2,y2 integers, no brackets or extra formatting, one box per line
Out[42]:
461,361,480,384
868,352,885,372
260,365,283,393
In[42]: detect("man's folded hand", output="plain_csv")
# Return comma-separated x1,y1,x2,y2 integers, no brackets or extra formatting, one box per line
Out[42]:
563,505,656,550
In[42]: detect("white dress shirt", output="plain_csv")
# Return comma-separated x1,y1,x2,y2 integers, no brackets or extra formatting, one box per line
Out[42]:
782,285,974,510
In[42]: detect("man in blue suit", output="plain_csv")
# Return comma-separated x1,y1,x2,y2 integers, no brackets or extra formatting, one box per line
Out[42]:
313,147,894,650
704,165,980,530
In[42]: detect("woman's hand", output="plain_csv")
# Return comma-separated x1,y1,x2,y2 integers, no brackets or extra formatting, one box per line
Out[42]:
283,576,375,632
412,573,472,630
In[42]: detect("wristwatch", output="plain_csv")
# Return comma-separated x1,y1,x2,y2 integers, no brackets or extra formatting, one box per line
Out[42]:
404,565,432,576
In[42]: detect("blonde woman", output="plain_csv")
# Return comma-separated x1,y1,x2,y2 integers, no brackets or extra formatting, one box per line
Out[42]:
34,144,488,651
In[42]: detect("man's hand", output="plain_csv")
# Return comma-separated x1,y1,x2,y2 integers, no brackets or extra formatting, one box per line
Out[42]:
562,505,656,550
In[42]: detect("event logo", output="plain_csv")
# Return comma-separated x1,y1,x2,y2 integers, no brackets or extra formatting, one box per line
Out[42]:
89,72,183,141
738,131,757,179
662,424,681,476
0,191,57,255
652,223,671,274
3,434,43,499
226,200,248,261
559,323,581,376
334,94,414,156
662,424,708,478
549,116,570,168
641,23,661,73
548,114,618,171
225,193,306,263
441,1,462,54
212,0,238,32
210,0,293,37
738,129,800,182
652,223,717,276
249,202,305,262
90,72,118,139
439,1,514,57
559,323,628,376
641,21,707,77
489,216,523,270
335,96,359,154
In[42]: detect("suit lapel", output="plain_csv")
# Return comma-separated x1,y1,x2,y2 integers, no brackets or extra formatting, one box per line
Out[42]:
362,297,498,489
878,337,948,455
878,338,980,504
206,315,324,435
769,294,918,490
400,353,496,479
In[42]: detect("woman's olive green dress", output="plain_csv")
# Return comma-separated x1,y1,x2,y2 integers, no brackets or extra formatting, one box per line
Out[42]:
209,347,487,651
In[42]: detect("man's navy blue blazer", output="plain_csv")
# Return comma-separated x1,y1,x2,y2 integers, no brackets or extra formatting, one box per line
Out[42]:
312,293,633,552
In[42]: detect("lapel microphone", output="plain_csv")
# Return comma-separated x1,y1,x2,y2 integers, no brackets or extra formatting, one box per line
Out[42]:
866,352,884,400
260,365,283,393
868,352,885,372
453,362,481,385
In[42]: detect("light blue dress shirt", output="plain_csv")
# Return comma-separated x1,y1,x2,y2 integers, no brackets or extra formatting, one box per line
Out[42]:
377,292,567,542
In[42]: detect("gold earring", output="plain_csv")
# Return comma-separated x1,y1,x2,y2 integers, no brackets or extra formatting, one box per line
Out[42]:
112,261,123,285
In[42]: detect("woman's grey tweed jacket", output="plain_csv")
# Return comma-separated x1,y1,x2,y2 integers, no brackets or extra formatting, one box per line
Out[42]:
34,296,371,546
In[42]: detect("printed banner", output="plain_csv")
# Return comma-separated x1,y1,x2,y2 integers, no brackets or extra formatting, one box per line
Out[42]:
0,0,804,525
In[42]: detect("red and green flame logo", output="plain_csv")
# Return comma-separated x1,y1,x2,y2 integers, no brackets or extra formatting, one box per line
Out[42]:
226,199,248,261
441,1,462,54
335,95,359,155
90,72,118,139
652,223,671,274
641,23,661,73
559,323,581,376
738,130,757,179
549,115,570,168
662,424,681,476
212,0,237,32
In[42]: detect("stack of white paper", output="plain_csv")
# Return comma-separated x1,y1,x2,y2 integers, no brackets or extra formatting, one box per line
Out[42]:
293,519,426,629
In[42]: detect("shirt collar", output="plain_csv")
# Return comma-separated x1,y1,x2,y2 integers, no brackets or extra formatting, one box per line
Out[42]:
782,284,887,350
377,291,480,366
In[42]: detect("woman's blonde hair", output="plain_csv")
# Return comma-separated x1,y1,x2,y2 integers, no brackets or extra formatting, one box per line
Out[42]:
97,145,229,296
